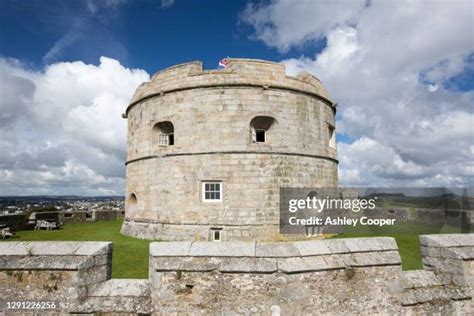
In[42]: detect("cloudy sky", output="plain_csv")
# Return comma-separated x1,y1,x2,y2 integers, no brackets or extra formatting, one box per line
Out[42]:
0,0,473,196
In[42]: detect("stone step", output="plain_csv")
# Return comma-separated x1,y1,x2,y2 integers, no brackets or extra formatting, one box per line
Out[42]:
80,279,151,314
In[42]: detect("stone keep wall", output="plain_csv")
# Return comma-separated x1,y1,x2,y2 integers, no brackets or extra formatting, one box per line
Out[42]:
122,59,339,241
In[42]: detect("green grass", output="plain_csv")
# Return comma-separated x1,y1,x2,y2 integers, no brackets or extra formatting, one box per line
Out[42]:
2,220,463,277
2,220,151,279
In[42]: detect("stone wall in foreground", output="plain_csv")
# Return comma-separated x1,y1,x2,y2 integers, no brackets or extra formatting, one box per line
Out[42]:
0,234,473,314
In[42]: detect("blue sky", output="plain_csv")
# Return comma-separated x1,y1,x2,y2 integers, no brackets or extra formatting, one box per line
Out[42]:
1,0,302,72
0,0,472,195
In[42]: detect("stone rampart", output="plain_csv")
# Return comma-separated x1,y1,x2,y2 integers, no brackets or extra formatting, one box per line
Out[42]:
93,209,125,221
127,59,333,114
0,214,29,231
1,234,473,314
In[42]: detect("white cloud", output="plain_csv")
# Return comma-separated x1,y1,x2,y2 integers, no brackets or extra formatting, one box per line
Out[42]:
241,0,366,52
0,57,149,195
161,0,175,9
86,0,128,15
243,0,474,187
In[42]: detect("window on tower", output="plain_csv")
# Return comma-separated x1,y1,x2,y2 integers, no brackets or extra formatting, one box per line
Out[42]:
209,228,223,242
250,116,276,143
328,124,336,149
153,121,174,146
202,181,222,202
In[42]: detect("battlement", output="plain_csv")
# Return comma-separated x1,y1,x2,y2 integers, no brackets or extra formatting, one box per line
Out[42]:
149,237,401,273
127,58,332,114
1,235,473,314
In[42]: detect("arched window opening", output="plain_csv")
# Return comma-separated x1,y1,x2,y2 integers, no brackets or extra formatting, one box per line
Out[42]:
128,193,137,205
153,121,174,146
328,124,336,149
250,116,276,143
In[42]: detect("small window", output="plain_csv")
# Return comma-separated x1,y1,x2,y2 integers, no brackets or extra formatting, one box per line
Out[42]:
328,125,336,149
210,228,222,242
129,193,137,205
158,134,169,146
153,121,174,146
255,129,266,142
202,182,222,202
250,116,276,143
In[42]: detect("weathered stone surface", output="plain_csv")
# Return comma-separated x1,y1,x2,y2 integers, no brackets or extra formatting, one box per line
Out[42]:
88,279,150,297
343,237,398,252
0,255,96,270
220,257,278,273
292,240,332,256
153,256,222,271
188,241,255,257
255,242,300,257
0,241,112,257
420,234,474,247
350,251,401,267
82,280,151,314
277,256,328,273
149,241,192,256
400,270,446,289
0,242,30,255
0,242,112,270
323,239,350,253
2,235,474,314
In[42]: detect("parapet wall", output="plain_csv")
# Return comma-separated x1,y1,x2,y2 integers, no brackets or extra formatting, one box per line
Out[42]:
149,237,402,314
127,59,333,114
1,235,473,314
0,242,115,313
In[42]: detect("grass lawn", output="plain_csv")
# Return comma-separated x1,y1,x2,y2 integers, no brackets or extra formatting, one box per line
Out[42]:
2,220,151,279
2,220,462,277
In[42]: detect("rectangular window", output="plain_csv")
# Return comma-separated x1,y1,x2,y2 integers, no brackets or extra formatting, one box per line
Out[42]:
159,133,169,146
202,182,222,202
255,129,266,142
213,229,221,241
168,133,174,145
209,228,222,242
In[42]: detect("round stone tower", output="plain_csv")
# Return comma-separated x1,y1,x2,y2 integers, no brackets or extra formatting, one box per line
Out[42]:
121,59,338,241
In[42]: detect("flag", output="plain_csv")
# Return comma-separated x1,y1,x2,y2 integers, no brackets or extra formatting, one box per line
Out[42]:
219,57,229,68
